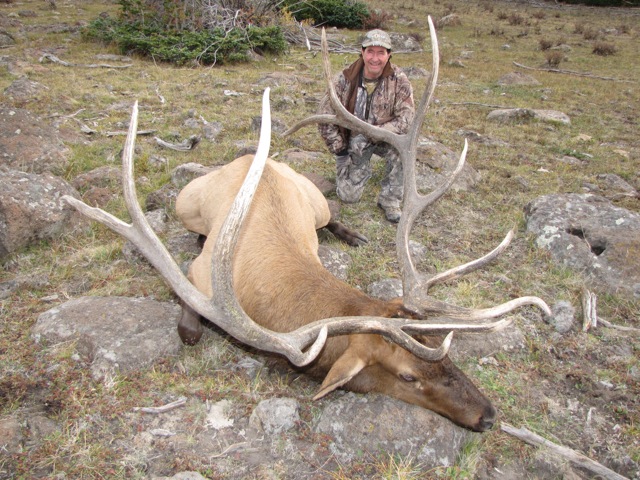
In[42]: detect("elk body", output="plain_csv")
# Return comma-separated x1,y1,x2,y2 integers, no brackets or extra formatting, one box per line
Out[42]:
175,154,497,431
63,18,550,434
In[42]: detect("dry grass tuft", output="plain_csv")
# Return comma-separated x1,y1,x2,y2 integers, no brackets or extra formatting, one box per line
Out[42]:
544,50,564,67
362,9,393,30
539,38,553,51
592,41,617,56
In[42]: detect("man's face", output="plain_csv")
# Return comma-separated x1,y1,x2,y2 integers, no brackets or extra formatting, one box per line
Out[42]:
362,46,391,80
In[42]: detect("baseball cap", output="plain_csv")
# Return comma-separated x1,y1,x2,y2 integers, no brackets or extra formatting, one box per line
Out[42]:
361,29,392,50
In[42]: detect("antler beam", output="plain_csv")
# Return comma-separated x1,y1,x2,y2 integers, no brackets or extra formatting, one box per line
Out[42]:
285,16,551,319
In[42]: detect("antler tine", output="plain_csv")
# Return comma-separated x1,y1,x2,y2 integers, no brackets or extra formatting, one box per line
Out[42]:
421,228,515,290
407,15,440,142
64,94,329,367
63,102,212,306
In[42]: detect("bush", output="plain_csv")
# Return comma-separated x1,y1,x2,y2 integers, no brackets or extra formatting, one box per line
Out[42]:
281,0,370,29
592,41,617,55
539,38,552,50
362,9,392,30
83,16,287,65
545,50,564,67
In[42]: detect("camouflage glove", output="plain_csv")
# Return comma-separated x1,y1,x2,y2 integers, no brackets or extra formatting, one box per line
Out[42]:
335,152,351,177
350,134,370,157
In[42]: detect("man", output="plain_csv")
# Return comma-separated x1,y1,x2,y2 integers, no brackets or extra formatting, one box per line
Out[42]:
318,29,415,223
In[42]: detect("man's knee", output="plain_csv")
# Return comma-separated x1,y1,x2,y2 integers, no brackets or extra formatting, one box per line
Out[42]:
336,180,365,203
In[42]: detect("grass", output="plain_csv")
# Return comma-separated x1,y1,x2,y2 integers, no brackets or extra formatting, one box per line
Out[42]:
1,0,639,478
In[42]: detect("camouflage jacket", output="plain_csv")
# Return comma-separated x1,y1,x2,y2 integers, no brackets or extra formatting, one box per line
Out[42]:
317,56,415,155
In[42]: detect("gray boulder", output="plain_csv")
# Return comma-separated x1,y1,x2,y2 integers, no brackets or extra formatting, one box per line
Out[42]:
524,193,640,298
497,72,541,86
0,107,69,174
3,77,49,103
249,398,300,435
417,137,480,192
315,392,474,466
170,162,217,188
487,108,570,125
0,168,82,258
32,296,183,379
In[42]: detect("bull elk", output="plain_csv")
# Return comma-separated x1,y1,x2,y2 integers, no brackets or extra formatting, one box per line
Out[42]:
63,17,550,432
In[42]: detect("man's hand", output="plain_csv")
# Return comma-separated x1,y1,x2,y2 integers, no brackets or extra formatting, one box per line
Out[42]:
350,134,370,157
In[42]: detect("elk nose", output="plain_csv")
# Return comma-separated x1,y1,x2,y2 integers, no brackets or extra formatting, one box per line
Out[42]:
477,405,497,432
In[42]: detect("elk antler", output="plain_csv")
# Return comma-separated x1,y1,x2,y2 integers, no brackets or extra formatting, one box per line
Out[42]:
284,17,551,320
63,86,521,368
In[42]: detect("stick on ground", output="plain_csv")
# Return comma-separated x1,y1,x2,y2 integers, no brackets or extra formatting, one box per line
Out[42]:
501,423,629,480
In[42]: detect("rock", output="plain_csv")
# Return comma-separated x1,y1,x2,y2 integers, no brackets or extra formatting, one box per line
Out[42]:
497,72,541,86
3,77,49,103
249,398,300,435
595,173,638,198
318,245,351,281
368,278,403,300
437,14,462,28
402,66,430,79
32,296,183,379
0,416,23,454
524,193,640,298
94,54,132,63
27,415,60,442
450,323,527,361
0,30,16,48
0,107,70,174
152,473,209,480
170,162,217,188
548,301,576,333
487,108,570,125
257,72,315,87
0,168,82,258
281,148,325,167
146,183,179,211
417,137,480,192
144,209,169,235
387,32,423,52
82,186,115,207
251,116,287,135
0,279,18,299
315,393,473,467
71,166,121,190
206,400,235,430
456,129,509,147
303,171,333,196
202,120,223,141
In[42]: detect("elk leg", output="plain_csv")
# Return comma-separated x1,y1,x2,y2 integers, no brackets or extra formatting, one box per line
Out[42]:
324,221,368,247
177,299,204,345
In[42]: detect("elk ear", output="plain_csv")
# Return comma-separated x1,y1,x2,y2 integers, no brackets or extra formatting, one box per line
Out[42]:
313,350,366,400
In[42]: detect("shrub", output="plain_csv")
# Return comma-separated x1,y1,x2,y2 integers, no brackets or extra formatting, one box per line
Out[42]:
362,9,392,30
592,41,617,55
281,0,370,29
83,16,287,65
582,27,601,40
508,13,526,26
539,38,552,51
545,50,564,67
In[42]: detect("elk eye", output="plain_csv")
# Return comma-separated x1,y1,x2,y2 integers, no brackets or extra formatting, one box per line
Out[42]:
399,373,417,382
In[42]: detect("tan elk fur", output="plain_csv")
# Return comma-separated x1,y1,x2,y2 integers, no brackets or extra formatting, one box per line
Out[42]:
175,154,497,432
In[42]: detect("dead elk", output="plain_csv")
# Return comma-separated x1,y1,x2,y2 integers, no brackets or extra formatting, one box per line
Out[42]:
63,18,550,432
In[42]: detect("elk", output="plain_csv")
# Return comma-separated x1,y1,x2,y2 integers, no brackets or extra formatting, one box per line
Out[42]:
63,18,550,432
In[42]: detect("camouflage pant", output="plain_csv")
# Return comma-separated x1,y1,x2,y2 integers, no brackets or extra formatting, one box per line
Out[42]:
335,138,403,208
